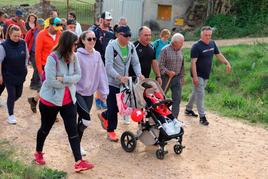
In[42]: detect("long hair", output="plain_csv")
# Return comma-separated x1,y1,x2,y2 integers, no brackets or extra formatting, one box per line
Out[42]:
26,13,37,25
5,24,21,39
53,30,78,62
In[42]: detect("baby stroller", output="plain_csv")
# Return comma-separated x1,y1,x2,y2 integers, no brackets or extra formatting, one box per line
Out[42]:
118,78,185,159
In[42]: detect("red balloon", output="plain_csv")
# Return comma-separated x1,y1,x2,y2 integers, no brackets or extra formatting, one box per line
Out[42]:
131,109,144,122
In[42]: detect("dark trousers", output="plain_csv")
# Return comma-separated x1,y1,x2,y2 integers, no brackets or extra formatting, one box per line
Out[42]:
36,102,81,162
102,85,120,132
77,94,93,141
5,83,23,115
0,83,5,96
30,52,41,87
161,75,182,118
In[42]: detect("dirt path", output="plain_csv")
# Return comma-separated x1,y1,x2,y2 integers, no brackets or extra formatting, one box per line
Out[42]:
0,39,268,178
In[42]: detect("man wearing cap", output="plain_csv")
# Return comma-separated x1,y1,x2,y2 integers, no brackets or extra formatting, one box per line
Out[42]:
25,18,45,91
66,19,76,33
98,25,144,142
27,17,62,112
91,11,115,110
5,9,27,35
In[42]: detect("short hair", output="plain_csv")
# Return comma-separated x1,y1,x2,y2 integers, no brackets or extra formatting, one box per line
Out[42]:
171,33,184,43
138,26,150,35
160,28,171,38
201,26,213,31
68,12,76,20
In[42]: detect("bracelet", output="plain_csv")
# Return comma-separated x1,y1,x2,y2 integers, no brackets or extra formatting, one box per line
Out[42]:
156,76,161,79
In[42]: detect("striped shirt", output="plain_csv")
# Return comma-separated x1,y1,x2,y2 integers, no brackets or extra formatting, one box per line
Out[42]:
159,44,184,77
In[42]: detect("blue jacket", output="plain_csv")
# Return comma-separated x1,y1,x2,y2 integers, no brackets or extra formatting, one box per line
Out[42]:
39,51,81,106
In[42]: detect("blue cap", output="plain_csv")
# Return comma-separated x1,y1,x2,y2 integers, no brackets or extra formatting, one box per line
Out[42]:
37,18,44,26
16,9,23,17
117,25,131,36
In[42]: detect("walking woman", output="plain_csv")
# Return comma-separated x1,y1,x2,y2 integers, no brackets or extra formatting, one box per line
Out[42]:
0,25,28,124
34,30,94,172
76,31,109,155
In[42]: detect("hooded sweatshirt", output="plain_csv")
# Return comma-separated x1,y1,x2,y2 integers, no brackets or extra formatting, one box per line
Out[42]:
105,39,142,88
76,47,109,99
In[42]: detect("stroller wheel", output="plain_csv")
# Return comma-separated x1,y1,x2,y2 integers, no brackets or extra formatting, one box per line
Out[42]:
120,131,137,152
174,144,184,155
156,149,165,160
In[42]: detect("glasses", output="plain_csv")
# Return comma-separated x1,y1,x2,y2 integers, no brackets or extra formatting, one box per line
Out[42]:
86,37,96,42
55,23,63,27
119,33,131,38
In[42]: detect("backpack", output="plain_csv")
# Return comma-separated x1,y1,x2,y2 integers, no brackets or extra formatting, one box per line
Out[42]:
41,53,58,83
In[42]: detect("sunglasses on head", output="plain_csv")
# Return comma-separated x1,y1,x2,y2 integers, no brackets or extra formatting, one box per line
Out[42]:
120,33,131,38
87,37,96,42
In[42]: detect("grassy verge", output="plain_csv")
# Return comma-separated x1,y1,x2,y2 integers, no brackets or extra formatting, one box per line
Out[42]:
179,43,268,125
0,140,67,179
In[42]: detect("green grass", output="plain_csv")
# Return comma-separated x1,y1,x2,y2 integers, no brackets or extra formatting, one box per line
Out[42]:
0,140,67,179
179,43,268,125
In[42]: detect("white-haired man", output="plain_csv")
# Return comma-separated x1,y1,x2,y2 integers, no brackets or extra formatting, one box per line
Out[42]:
159,33,185,118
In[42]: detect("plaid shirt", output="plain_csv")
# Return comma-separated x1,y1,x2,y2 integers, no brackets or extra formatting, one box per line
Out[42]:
159,44,184,78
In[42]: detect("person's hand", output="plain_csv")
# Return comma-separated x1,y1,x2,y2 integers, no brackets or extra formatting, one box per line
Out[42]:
166,70,176,78
156,77,162,86
180,77,184,86
56,76,64,82
226,63,231,73
138,74,145,81
192,76,199,87
119,76,129,84
0,75,3,85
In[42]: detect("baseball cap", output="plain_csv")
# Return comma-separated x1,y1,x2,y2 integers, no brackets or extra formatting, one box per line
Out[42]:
49,17,62,26
37,18,44,26
117,25,131,37
15,9,23,17
101,11,112,20
67,19,76,25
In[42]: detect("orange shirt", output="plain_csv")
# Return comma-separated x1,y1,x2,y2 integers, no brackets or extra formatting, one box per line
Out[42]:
35,28,61,74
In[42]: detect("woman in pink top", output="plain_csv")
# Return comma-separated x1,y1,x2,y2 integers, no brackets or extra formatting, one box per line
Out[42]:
76,30,109,155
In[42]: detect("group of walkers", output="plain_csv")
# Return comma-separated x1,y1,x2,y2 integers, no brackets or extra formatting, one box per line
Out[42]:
0,9,231,172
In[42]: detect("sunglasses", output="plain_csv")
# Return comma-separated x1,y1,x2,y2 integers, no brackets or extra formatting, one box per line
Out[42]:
119,33,131,38
54,23,63,27
86,37,96,42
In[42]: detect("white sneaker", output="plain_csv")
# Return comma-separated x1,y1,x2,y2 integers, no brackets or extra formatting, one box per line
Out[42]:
123,116,130,125
7,115,16,125
80,146,87,156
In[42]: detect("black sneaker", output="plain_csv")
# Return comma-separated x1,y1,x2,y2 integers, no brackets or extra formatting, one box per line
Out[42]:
199,116,209,126
185,109,198,117
28,97,37,113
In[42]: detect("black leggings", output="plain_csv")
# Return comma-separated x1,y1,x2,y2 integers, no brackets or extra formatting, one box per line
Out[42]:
5,83,23,115
36,102,81,162
77,95,93,141
0,83,5,96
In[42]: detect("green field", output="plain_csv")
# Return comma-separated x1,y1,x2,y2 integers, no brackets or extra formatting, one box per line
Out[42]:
179,43,268,125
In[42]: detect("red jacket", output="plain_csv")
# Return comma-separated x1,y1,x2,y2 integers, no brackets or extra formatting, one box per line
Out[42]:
35,28,61,74
25,28,37,53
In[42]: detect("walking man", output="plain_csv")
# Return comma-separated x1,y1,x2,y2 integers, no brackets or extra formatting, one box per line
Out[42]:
185,26,231,125
159,33,185,118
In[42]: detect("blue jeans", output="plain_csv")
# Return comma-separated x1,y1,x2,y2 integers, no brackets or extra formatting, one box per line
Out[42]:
102,85,120,132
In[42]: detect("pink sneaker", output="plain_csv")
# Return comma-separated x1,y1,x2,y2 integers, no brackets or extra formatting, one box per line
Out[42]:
34,151,45,165
74,160,94,172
